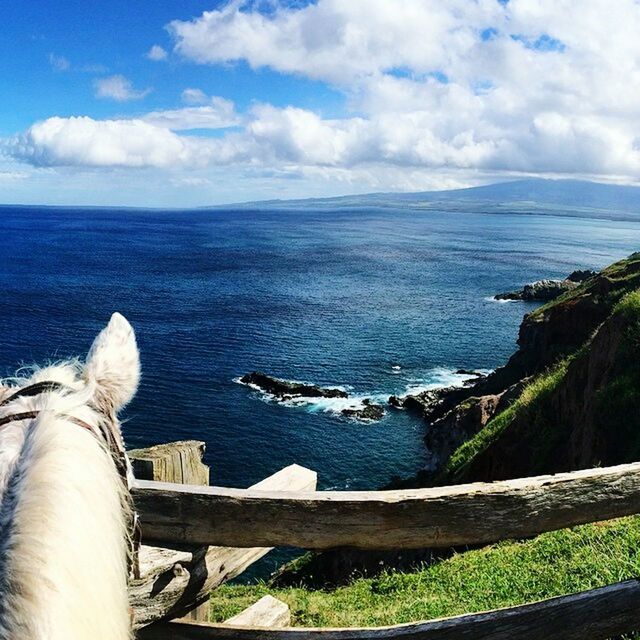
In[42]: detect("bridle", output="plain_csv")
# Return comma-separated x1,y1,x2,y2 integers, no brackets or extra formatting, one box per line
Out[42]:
0,380,141,578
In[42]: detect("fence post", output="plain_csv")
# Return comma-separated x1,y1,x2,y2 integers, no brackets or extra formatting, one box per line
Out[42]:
129,440,211,622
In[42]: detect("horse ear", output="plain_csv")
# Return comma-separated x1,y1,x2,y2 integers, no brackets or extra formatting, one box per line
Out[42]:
84,313,140,412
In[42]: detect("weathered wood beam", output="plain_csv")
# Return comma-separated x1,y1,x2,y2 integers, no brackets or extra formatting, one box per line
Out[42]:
224,596,291,628
129,441,209,486
138,579,640,640
130,464,317,628
133,461,640,550
129,441,212,622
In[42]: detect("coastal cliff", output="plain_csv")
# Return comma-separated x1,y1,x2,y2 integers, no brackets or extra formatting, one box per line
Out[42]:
430,252,640,484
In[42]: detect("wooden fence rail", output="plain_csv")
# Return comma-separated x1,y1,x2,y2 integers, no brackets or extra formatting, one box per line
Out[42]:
130,463,317,628
132,461,640,550
139,578,640,640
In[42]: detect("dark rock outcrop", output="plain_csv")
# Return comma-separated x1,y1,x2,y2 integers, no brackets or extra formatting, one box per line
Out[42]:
495,268,597,302
341,400,385,421
240,371,348,399
495,278,577,301
240,371,386,422
566,269,597,283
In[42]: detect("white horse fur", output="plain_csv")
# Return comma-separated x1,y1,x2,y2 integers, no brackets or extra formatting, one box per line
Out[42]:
0,313,140,640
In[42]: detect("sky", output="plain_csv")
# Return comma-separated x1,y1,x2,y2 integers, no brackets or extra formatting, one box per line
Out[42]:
2,0,640,207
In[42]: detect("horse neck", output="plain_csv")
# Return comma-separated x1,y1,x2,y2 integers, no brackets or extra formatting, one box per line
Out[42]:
0,410,132,640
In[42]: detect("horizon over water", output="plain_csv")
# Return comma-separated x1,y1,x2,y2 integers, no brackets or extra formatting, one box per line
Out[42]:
1,204,639,494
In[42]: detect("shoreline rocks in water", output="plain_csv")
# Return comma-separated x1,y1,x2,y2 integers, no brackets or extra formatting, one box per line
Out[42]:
495,269,596,302
341,399,385,421
239,371,385,421
240,371,348,399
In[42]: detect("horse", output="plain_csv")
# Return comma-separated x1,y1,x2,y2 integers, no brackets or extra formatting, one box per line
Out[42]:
0,313,140,640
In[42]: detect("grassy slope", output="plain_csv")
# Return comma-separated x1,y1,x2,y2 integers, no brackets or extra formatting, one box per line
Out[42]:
443,357,572,480
529,251,640,321
210,517,640,626
208,277,640,630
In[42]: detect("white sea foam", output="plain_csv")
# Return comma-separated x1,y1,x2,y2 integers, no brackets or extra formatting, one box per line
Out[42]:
484,296,519,304
401,367,488,396
234,376,383,422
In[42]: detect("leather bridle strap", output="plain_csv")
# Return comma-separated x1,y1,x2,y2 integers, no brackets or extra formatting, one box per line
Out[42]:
0,381,67,407
0,410,39,428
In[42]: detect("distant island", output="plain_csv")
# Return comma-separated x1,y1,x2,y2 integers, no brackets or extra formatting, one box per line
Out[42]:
209,178,640,221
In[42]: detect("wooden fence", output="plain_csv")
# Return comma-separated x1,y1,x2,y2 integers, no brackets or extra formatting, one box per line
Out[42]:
129,442,640,639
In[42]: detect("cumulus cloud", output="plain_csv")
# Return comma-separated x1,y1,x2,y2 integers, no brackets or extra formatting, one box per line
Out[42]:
146,45,168,61
94,75,151,101
7,116,251,169
169,0,500,84
163,0,640,181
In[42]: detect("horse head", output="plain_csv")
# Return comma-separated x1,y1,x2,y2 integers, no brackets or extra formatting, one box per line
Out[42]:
0,313,140,640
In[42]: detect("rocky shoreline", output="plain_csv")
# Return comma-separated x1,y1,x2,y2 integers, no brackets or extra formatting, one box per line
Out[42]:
239,371,386,421
495,269,595,301
240,368,491,425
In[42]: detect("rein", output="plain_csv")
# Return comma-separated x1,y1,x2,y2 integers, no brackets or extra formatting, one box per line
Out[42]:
0,380,141,578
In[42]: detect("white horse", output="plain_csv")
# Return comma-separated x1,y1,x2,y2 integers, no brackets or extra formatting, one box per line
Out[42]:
0,313,140,640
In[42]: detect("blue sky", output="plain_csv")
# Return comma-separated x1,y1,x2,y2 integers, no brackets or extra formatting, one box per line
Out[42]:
0,0,342,134
2,0,640,207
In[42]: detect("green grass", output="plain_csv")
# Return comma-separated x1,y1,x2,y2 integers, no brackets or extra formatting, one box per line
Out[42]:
443,358,572,481
614,288,640,319
209,517,640,628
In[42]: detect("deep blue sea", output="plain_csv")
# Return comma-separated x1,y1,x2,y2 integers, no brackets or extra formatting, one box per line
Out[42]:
1,205,639,493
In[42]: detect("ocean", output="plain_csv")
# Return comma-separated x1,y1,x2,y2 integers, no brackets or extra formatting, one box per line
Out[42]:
1,204,639,494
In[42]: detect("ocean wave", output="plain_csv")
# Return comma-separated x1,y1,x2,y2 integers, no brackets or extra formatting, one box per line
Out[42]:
401,367,489,396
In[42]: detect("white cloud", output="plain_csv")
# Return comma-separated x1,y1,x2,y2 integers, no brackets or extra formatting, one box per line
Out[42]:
48,53,70,72
162,0,640,182
181,88,209,105
146,45,168,61
13,0,640,194
7,116,251,169
169,0,500,85
143,96,240,130
9,117,204,168
94,75,151,101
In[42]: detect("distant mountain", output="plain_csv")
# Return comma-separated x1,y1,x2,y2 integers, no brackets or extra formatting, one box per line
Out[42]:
214,178,640,217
